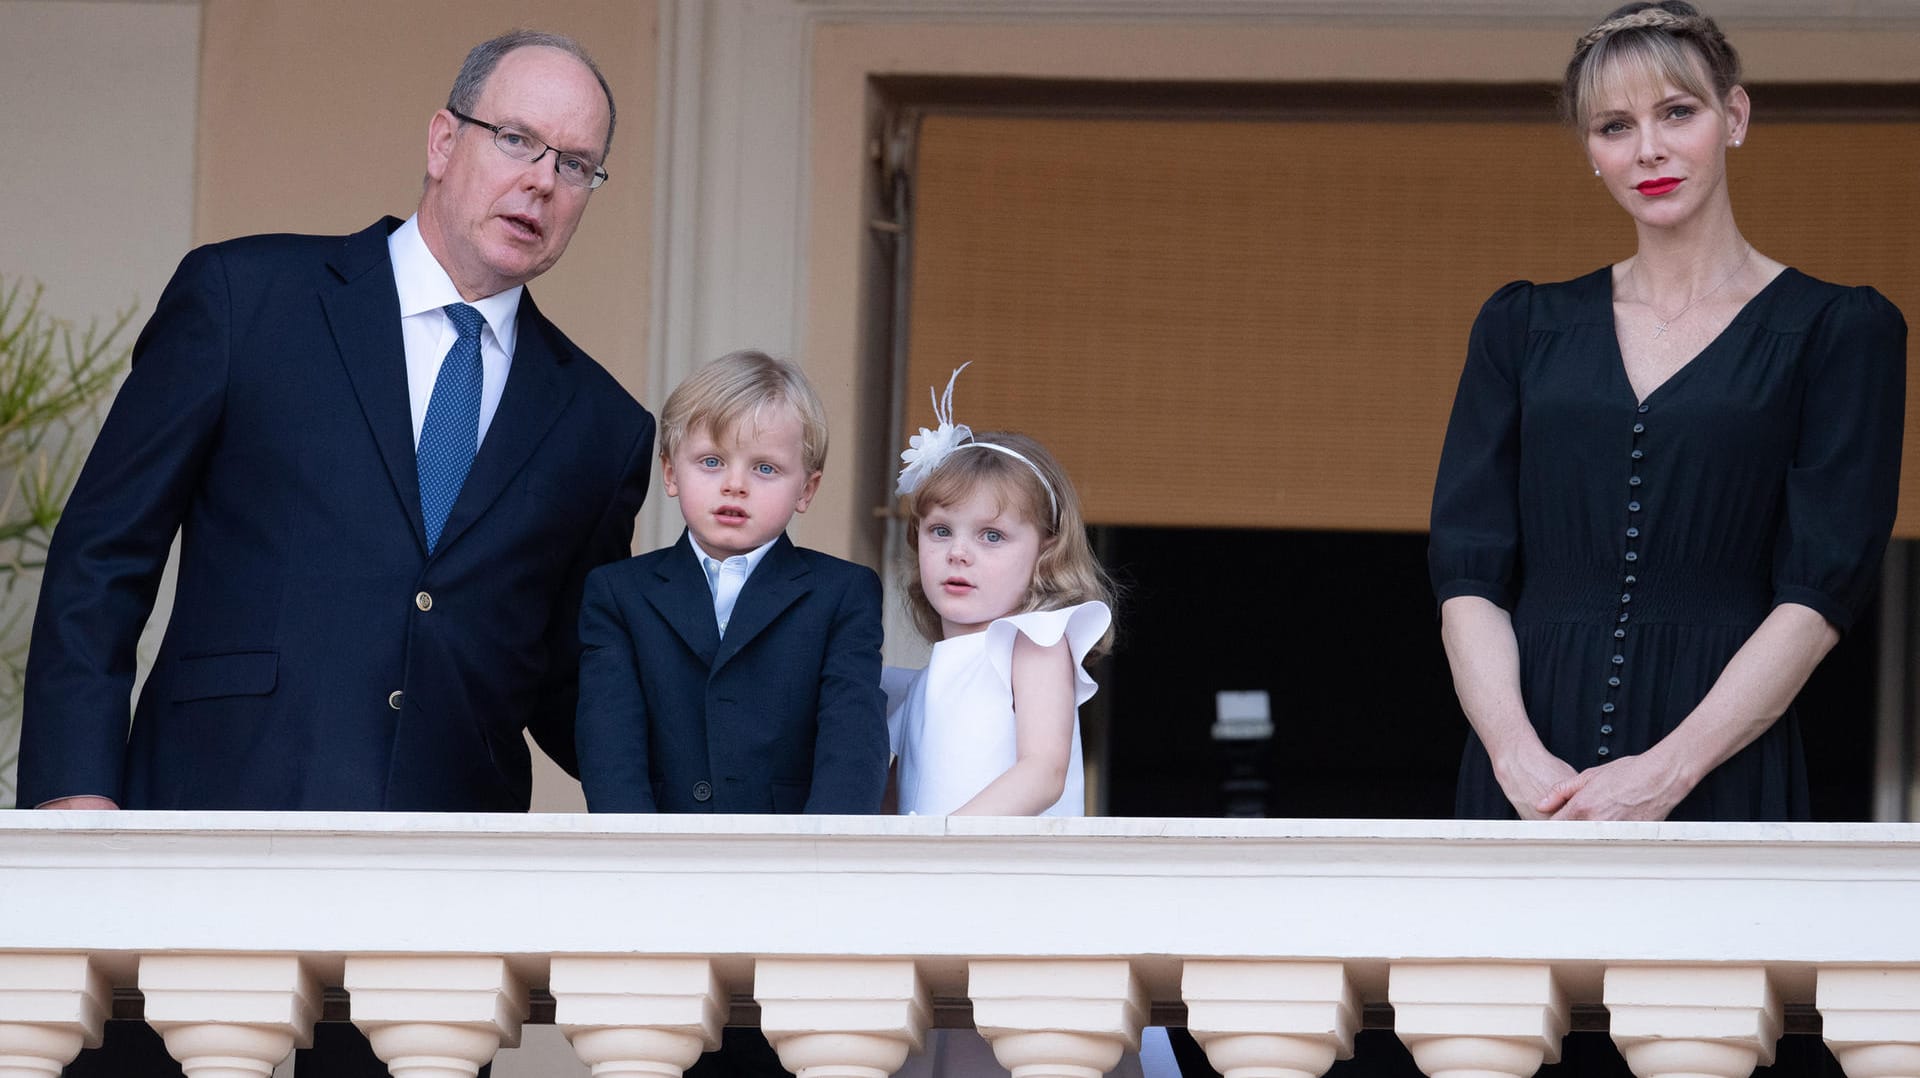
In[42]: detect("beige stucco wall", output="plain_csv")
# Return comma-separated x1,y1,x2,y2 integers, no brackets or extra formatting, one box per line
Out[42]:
0,0,202,808
0,0,200,325
196,0,658,401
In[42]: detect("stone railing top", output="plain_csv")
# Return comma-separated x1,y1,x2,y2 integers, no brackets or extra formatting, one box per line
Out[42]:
4,813,1919,998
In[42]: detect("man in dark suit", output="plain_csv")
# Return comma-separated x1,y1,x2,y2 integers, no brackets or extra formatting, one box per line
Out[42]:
19,28,652,1076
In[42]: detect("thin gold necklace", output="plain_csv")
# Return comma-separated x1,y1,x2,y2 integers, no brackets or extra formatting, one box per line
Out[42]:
1634,245,1753,338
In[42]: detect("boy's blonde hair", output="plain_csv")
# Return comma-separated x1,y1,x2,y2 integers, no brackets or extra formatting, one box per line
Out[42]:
902,430,1116,654
659,350,830,473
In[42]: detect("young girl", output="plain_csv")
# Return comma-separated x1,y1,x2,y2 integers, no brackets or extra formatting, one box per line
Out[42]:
886,368,1180,1078
887,366,1115,818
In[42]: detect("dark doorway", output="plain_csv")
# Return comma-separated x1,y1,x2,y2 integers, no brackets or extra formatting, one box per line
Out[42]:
1097,526,1879,822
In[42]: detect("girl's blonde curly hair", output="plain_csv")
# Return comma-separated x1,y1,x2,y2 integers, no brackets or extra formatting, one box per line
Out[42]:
902,430,1116,654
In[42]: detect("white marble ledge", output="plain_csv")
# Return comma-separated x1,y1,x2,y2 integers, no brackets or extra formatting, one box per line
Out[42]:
1,814,1918,971
5,810,1920,842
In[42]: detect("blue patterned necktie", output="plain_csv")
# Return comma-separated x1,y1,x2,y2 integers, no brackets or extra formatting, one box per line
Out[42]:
417,302,485,554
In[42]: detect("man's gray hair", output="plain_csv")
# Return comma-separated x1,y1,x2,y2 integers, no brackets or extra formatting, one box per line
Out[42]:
447,30,616,161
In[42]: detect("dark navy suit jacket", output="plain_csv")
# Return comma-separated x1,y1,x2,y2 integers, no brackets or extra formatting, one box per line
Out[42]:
575,531,888,814
19,218,655,811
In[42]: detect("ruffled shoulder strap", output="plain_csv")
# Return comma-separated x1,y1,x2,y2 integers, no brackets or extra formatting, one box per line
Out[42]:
981,601,1113,708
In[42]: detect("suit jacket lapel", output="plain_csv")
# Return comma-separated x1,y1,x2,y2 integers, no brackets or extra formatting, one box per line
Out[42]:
432,290,576,557
320,218,426,551
641,532,721,666
713,534,810,672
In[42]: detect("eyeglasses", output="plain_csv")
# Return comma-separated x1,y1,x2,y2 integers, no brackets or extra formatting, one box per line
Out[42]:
449,109,608,190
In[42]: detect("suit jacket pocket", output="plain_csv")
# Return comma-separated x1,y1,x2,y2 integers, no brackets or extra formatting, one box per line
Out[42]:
169,650,278,702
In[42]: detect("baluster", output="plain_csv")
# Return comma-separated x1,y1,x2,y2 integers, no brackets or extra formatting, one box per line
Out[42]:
347,956,527,1078
1184,960,1360,1078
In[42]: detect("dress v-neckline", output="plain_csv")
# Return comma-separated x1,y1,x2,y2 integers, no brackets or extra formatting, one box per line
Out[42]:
1606,265,1796,407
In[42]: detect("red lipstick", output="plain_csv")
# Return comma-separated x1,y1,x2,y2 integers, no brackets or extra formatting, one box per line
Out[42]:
1636,177,1683,196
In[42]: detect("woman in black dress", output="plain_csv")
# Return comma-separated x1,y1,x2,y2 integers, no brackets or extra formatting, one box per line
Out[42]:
1430,1,1906,822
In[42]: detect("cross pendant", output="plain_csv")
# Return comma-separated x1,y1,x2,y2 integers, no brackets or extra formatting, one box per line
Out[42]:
1652,320,1670,338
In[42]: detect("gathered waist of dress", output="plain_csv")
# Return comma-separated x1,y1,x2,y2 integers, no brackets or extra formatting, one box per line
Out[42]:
1513,563,1770,627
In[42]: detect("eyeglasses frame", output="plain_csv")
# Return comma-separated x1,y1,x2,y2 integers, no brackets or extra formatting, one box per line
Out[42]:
447,108,609,190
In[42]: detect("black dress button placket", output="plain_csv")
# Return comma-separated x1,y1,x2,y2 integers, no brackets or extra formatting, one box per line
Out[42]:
1603,404,1651,761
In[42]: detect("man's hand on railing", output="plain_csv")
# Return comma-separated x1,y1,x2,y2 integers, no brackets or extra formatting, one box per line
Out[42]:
36,796,120,810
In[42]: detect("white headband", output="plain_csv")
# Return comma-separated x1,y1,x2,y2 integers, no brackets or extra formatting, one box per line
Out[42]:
896,363,1060,525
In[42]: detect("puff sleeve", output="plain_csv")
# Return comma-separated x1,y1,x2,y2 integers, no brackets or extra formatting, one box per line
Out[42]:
1429,281,1535,613
1771,287,1907,631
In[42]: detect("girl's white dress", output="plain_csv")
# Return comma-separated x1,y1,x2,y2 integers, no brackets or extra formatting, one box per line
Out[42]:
888,601,1107,817
885,600,1179,1078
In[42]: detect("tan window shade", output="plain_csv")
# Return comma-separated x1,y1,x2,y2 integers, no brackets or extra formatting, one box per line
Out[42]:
905,112,1919,536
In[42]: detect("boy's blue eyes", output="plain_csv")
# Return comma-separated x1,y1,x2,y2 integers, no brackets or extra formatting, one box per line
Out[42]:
694,456,779,475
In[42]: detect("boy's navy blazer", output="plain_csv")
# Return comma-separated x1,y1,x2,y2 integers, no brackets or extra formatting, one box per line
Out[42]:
575,530,888,814
18,218,655,811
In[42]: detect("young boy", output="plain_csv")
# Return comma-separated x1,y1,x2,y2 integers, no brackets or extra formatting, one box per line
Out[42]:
575,349,887,814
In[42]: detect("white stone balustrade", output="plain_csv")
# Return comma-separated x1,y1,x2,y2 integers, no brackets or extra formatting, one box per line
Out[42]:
757,959,930,1078
140,954,320,1078
1819,968,1920,1078
1606,965,1782,1078
346,956,527,1078
551,956,725,1078
2,815,1920,1077
971,959,1147,1078
1182,960,1359,1078
1390,962,1568,1078
0,953,108,1078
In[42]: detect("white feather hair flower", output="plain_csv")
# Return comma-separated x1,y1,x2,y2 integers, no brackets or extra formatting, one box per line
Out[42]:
896,362,974,497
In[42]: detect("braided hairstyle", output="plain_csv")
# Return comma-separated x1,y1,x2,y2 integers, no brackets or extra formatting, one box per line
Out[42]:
1562,2,1742,128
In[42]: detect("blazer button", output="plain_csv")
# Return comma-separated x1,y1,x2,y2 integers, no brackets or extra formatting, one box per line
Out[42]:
692,781,713,803
415,591,433,612
388,690,404,710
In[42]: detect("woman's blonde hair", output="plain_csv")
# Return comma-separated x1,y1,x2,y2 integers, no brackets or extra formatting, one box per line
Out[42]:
902,430,1116,654
1562,2,1742,129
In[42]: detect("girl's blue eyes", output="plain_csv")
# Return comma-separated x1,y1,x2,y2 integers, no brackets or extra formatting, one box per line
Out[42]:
756,463,777,476
700,456,721,468
924,524,1008,542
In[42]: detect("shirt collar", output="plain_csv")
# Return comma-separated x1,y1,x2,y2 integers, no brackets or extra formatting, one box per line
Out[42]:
688,533,781,577
388,214,522,356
